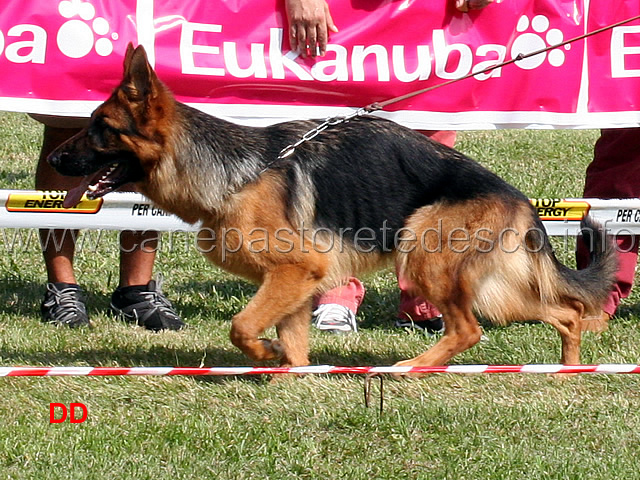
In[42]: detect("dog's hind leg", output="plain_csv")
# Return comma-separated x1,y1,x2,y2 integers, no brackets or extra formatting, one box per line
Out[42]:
393,277,483,376
540,300,584,365
394,304,483,375
230,264,322,365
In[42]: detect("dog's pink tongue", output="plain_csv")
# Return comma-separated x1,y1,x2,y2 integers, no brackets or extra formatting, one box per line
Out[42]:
63,178,91,208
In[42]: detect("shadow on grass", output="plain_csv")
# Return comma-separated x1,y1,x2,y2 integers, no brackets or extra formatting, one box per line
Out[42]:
0,276,561,385
0,343,273,385
617,303,640,320
0,342,413,385
0,275,257,320
0,277,42,317
173,278,256,321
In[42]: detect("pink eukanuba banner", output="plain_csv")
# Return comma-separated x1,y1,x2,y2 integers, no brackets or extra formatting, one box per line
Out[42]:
0,0,639,129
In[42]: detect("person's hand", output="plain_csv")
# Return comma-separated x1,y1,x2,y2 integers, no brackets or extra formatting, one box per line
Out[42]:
455,0,493,12
285,0,338,57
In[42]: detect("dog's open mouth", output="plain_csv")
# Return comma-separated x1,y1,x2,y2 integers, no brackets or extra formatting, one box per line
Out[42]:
63,163,132,208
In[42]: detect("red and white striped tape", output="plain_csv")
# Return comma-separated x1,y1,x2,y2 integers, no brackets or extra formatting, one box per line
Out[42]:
2,364,640,377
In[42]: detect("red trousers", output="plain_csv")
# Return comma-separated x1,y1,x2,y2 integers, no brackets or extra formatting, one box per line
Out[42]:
576,129,640,315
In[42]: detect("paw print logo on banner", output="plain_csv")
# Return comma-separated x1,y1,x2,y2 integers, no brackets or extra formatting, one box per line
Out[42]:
511,15,569,70
57,0,117,58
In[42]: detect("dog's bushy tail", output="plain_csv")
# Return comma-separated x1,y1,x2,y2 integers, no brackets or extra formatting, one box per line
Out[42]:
555,215,618,315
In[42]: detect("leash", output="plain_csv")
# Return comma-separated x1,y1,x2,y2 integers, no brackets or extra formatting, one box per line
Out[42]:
277,13,640,160
364,13,640,113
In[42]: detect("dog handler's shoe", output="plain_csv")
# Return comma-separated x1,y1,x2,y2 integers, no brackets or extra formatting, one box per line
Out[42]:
312,304,358,334
41,282,91,328
110,275,185,332
395,314,445,335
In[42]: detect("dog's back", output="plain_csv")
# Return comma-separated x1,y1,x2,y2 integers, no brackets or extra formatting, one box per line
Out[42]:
269,117,528,250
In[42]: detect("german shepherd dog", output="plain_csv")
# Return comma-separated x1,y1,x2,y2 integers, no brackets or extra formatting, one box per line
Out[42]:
49,44,616,370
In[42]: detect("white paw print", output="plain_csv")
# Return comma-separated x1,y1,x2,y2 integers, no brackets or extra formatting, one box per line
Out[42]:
511,15,569,70
56,0,117,58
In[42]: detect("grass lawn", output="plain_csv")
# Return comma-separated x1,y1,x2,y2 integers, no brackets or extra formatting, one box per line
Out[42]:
0,112,639,479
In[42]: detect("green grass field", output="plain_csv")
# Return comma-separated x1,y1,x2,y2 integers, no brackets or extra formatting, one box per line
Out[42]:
0,112,639,479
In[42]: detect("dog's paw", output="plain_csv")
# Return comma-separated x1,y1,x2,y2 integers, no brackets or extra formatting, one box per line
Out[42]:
259,338,285,360
391,359,427,379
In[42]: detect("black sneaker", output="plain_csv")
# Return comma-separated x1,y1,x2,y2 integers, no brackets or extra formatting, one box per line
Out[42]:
110,275,185,331
394,314,444,335
41,282,91,328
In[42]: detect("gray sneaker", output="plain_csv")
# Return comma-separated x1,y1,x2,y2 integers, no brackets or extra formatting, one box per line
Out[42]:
312,304,358,334
41,282,91,328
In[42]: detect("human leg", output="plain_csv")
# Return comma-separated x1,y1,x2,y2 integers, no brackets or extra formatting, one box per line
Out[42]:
110,229,185,331
36,125,83,285
312,277,364,334
577,128,640,330
36,125,90,327
35,122,183,330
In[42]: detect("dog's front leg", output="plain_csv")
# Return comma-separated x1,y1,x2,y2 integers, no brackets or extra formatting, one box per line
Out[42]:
276,300,313,367
230,264,322,365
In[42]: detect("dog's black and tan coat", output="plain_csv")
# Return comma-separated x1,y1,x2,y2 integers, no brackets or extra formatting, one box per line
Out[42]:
49,44,617,370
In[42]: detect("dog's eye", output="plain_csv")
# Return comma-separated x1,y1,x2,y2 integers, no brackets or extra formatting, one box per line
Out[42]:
89,117,120,149
88,126,111,149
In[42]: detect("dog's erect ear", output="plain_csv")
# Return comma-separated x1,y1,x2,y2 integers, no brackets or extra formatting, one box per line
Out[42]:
124,42,136,71
122,43,158,102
